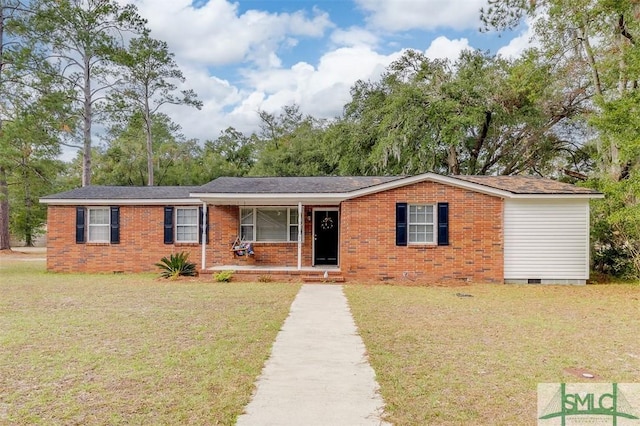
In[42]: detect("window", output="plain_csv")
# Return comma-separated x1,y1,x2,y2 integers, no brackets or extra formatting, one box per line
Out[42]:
240,208,254,241
88,207,110,242
289,209,299,241
240,207,300,242
408,204,435,244
175,207,199,243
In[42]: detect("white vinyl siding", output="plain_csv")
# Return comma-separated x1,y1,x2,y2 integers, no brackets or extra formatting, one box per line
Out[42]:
504,199,590,281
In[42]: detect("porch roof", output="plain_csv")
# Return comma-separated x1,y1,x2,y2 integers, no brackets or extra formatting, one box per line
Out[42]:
190,176,406,205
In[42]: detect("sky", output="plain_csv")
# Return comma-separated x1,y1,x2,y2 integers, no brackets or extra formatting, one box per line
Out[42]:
117,0,532,147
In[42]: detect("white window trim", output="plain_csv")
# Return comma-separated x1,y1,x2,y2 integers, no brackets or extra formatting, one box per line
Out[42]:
408,204,437,245
175,207,199,243
87,207,110,243
239,207,301,243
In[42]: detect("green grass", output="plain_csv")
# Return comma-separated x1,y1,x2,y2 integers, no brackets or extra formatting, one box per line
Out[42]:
345,283,640,426
0,258,300,425
4,253,638,425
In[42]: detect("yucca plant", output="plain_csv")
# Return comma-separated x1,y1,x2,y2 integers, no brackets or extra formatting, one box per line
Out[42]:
155,252,197,279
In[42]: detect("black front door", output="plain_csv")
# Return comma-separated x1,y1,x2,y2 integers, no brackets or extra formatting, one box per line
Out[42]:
314,210,339,265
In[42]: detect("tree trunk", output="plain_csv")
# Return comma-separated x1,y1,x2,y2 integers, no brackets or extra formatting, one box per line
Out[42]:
0,8,8,250
0,166,11,250
144,103,154,186
447,145,460,175
578,22,603,97
82,54,92,187
24,175,33,246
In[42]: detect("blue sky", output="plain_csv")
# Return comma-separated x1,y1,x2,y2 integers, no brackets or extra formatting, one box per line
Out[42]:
119,0,530,145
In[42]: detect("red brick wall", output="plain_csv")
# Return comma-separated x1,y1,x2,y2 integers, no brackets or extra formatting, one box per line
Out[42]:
46,205,205,273
46,181,504,282
339,181,504,283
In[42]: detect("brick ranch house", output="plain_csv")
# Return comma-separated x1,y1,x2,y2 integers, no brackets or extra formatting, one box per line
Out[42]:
40,173,603,284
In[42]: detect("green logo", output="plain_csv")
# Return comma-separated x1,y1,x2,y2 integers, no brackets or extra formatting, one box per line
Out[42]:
539,383,639,425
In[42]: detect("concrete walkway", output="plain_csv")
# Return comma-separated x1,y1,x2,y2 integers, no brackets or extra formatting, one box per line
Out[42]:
236,284,388,426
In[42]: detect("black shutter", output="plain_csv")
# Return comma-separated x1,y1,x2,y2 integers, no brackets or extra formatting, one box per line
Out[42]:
110,206,120,244
75,207,86,244
437,202,449,246
199,206,209,244
164,206,174,244
396,202,408,246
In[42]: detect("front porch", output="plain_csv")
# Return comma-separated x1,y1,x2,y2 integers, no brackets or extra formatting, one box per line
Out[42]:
202,264,344,282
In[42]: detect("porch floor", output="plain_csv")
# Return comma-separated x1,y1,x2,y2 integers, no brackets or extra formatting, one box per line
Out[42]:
202,265,343,282
206,265,339,272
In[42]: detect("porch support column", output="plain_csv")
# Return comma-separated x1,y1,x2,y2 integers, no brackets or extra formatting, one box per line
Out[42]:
201,201,207,270
297,202,303,270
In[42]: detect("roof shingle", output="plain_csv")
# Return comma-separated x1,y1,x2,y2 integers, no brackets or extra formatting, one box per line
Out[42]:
195,176,406,194
40,185,200,200
40,174,601,202
451,175,600,195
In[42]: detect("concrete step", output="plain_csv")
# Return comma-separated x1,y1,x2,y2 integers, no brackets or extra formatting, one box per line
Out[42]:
302,274,345,283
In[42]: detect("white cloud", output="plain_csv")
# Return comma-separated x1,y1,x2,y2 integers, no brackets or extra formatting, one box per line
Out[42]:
111,0,338,141
102,0,527,148
159,45,403,142
330,27,379,48
496,19,538,58
240,46,402,119
132,0,332,68
355,0,485,31
424,36,472,62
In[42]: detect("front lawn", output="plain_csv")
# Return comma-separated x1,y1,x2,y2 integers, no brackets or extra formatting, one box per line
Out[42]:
0,258,300,425
345,283,640,425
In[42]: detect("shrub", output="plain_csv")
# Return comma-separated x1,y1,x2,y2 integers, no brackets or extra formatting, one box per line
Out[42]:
155,252,197,279
214,270,234,282
257,274,272,283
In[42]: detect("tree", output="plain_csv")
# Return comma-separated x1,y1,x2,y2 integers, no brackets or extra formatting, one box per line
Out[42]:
201,127,256,179
93,112,204,186
481,0,640,180
481,0,640,277
330,49,584,176
30,0,146,186
7,130,64,246
0,2,16,249
250,105,334,176
108,33,202,186
0,1,70,250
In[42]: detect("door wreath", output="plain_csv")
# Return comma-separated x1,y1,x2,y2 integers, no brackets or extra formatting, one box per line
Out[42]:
320,214,334,231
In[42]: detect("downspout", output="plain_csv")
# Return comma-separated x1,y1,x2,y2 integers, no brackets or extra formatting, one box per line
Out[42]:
297,202,302,270
201,201,207,270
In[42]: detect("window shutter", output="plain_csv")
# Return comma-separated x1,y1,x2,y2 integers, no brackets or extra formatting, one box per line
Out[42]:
164,206,174,244
75,207,86,244
437,202,449,246
110,206,120,244
396,202,407,246
199,206,209,244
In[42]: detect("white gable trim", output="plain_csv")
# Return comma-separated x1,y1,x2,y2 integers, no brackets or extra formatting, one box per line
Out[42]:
346,173,514,199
